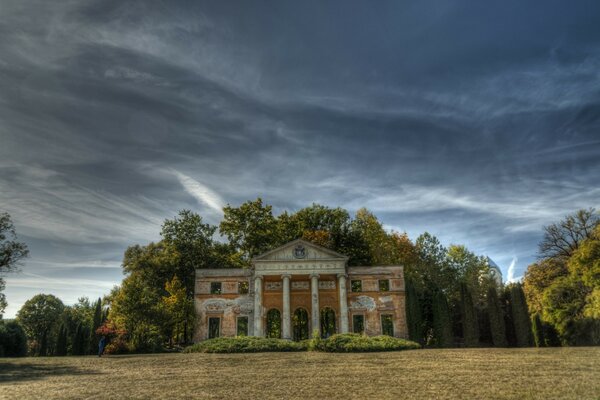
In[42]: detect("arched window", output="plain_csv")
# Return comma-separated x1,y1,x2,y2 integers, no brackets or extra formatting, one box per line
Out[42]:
266,309,281,338
292,308,309,341
320,307,336,338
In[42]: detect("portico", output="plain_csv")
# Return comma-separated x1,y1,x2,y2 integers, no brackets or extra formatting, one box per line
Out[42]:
193,239,407,342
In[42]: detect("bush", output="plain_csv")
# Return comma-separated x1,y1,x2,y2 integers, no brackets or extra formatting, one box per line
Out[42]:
314,333,421,353
0,320,28,357
184,336,307,353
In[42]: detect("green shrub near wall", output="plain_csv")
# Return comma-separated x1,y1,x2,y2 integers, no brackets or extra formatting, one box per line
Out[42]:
184,334,420,353
183,336,307,353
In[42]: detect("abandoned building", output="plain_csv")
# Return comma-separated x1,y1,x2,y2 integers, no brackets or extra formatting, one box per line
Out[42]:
193,239,408,341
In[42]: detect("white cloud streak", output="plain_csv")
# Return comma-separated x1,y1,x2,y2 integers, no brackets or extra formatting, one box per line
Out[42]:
169,169,224,215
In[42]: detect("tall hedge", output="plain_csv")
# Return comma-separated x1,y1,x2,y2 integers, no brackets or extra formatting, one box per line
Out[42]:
510,283,533,347
432,289,453,347
460,282,479,347
486,286,508,347
55,324,68,356
405,278,424,344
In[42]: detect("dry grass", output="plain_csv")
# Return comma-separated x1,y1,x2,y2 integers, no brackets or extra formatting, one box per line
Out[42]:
1,348,599,400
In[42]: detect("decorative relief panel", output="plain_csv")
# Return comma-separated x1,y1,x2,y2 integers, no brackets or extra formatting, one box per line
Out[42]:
265,282,282,290
349,295,377,311
318,281,336,289
203,298,254,314
292,281,309,290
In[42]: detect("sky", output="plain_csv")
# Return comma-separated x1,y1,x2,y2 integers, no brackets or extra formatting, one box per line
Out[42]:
1,1,600,318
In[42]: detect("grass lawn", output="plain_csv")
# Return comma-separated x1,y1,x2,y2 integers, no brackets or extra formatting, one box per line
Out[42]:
1,348,599,399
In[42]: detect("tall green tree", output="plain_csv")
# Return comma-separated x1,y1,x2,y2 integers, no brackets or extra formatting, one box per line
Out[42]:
405,278,423,344
89,298,103,353
161,210,218,294
531,313,545,347
0,212,29,316
220,198,278,261
17,294,64,356
509,283,533,347
486,286,508,347
432,289,453,347
460,282,479,347
55,323,68,356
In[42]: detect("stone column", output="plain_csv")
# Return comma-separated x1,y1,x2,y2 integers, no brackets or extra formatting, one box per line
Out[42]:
310,273,320,337
282,274,291,340
337,274,349,333
253,276,263,337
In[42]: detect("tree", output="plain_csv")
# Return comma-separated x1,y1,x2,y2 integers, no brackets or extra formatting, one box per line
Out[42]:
486,286,507,347
523,258,569,315
108,274,167,352
161,210,218,294
220,198,278,261
509,283,533,347
460,282,479,347
17,294,64,356
531,313,545,347
0,320,27,357
89,298,103,354
161,275,194,345
0,212,29,316
539,208,599,260
405,278,423,344
55,323,68,356
432,289,453,347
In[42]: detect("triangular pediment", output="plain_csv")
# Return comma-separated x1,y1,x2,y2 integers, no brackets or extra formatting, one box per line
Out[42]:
253,239,348,262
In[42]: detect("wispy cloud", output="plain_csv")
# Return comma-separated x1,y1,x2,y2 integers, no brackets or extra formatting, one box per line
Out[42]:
169,169,224,215
507,257,519,283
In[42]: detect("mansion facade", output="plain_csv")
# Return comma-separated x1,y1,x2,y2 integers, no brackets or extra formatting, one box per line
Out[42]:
193,239,408,341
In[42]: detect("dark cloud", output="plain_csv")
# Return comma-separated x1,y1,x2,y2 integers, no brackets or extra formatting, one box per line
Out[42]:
1,0,599,316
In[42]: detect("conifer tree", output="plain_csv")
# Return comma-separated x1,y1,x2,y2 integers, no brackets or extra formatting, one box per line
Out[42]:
486,286,508,347
55,324,68,356
72,323,82,355
89,298,102,352
405,278,424,344
531,313,545,347
510,283,533,347
460,282,479,347
432,289,453,347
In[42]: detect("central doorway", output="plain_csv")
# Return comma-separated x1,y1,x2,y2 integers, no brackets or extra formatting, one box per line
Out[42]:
292,308,309,341
320,307,336,338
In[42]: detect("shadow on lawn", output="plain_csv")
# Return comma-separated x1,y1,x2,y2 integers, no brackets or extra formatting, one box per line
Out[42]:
0,361,100,383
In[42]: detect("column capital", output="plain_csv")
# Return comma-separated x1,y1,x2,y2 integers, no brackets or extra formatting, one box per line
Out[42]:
254,275,264,281
310,273,320,279
281,273,292,280
337,273,348,279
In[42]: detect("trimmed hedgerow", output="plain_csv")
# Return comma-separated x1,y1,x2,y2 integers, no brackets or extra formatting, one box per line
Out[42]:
184,334,420,353
314,333,420,352
183,336,307,353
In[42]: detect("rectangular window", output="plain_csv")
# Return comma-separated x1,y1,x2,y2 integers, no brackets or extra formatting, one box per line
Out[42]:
379,279,390,292
210,282,222,294
351,280,362,292
381,314,394,336
352,315,365,334
208,317,220,339
237,316,249,336
238,281,249,294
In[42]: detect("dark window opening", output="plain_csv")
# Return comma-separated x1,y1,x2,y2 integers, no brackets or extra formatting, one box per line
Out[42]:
293,308,309,341
320,307,337,338
379,279,390,292
351,280,362,292
238,281,249,294
353,315,365,334
381,314,394,336
266,309,281,338
237,316,248,336
210,282,222,294
208,317,220,339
